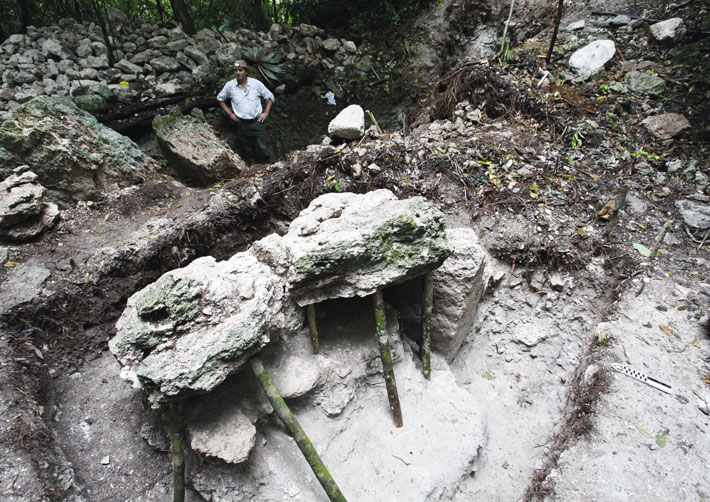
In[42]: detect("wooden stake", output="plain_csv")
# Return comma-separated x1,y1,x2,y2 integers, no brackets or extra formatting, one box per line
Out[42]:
605,185,630,240
168,401,185,502
420,273,434,379
366,110,383,135
250,357,347,502
650,220,673,260
373,290,404,428
307,304,320,353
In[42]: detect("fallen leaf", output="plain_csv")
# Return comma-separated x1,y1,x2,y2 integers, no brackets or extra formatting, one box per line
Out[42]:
4,261,20,268
659,325,674,337
694,340,702,347
655,434,667,448
632,242,652,257
636,426,652,439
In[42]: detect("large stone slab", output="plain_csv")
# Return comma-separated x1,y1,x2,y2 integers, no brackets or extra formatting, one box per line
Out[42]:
110,190,453,405
109,235,303,407
283,189,452,306
0,96,155,204
153,108,246,187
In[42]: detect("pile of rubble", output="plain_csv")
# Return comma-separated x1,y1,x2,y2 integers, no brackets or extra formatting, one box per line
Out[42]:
0,8,366,120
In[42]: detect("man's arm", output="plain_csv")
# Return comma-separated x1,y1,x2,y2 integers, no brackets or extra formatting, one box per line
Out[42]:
219,100,238,122
257,98,273,122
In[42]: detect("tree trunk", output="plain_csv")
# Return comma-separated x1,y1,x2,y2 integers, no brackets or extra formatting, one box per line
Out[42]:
19,0,31,34
169,0,196,35
250,357,347,502
546,0,565,63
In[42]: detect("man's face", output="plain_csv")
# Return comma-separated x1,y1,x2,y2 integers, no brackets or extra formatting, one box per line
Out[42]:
234,67,247,80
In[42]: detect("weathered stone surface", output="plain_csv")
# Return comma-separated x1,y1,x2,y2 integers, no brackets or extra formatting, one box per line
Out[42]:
0,96,154,204
328,104,365,139
111,190,453,406
0,166,45,228
387,227,486,362
569,40,616,79
642,113,691,140
110,239,303,407
627,71,665,95
153,108,246,186
676,199,710,229
0,259,51,313
189,407,257,464
0,202,59,241
649,18,686,42
283,189,452,306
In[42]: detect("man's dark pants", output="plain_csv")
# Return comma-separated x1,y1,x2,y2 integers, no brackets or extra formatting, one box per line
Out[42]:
237,120,272,164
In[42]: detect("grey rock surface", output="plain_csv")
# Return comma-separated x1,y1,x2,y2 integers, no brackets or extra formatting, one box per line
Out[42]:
110,243,302,407
191,297,486,502
626,70,666,95
284,189,452,306
388,227,487,362
153,108,246,186
0,96,155,204
675,199,710,229
327,104,365,139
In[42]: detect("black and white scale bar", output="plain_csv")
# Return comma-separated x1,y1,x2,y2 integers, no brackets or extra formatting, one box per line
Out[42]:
611,363,673,394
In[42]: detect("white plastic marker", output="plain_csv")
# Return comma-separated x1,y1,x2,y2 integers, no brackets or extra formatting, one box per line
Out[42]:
611,363,673,394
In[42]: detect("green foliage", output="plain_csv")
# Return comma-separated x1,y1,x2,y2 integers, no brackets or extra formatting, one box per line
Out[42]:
241,47,288,84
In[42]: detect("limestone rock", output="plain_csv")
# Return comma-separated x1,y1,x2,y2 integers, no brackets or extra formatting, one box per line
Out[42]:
0,166,60,241
0,96,154,204
0,167,45,228
627,71,665,95
153,108,246,186
649,18,686,42
109,240,303,407
569,40,616,79
283,189,452,306
328,104,365,140
642,113,691,140
387,227,487,362
676,199,710,229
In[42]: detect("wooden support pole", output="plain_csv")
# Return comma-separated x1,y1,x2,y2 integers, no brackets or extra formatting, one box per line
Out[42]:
168,401,185,502
307,304,320,354
250,357,347,502
650,220,673,260
420,273,434,379
605,185,630,240
373,290,404,428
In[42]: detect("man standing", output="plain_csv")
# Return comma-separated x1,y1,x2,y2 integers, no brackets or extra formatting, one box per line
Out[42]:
217,60,275,164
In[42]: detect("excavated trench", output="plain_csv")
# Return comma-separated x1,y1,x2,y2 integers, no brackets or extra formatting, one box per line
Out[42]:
0,154,623,501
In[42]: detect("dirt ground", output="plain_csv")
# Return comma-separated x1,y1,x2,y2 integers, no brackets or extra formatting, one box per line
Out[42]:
1,0,710,500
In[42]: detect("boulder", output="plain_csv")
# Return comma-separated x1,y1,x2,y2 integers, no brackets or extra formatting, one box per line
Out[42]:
109,235,303,407
649,18,686,42
328,104,365,139
387,227,487,362
110,190,453,405
283,189,452,306
0,96,154,204
642,113,691,140
153,108,247,186
569,40,616,79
